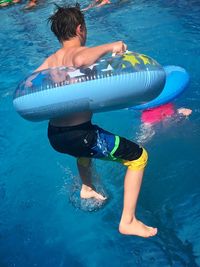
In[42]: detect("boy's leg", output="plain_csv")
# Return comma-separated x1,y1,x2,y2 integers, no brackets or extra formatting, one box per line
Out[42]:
77,157,106,200
98,130,157,237
75,124,157,237
119,167,157,237
114,148,157,237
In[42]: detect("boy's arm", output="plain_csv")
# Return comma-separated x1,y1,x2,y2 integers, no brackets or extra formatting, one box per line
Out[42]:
72,41,127,68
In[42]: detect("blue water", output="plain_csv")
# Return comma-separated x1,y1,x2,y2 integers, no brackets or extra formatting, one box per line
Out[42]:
1,1,200,266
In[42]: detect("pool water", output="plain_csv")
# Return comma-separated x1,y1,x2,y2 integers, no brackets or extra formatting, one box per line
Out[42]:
0,1,200,266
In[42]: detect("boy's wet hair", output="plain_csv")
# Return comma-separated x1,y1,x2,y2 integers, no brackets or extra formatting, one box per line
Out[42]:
48,3,85,43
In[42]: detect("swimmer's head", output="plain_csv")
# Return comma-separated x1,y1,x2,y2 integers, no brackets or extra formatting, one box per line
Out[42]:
48,3,86,45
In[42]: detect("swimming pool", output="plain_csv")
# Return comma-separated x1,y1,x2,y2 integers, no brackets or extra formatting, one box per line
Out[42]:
0,0,200,266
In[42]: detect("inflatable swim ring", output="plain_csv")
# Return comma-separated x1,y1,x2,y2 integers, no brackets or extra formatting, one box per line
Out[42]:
13,52,166,121
130,65,189,110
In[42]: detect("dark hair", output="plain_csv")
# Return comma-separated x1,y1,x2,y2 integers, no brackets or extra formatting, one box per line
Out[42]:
48,3,85,43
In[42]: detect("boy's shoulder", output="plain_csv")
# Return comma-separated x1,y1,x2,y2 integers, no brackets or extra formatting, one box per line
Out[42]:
35,52,58,72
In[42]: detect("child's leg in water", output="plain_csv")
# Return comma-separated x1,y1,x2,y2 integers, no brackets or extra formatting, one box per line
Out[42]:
77,157,106,201
119,167,157,237
76,126,157,237
78,150,157,237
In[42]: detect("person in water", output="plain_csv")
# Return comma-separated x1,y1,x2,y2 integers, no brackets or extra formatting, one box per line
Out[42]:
82,0,111,11
141,103,192,125
34,4,157,238
136,103,192,144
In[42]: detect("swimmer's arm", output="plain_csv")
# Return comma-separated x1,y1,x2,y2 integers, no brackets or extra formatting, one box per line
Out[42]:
72,41,127,67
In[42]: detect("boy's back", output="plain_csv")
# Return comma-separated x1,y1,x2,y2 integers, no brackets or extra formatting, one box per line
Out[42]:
35,36,93,127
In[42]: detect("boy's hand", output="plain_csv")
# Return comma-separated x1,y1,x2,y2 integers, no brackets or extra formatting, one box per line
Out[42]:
112,41,127,56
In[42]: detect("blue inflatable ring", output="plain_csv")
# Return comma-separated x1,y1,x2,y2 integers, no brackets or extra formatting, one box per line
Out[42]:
13,52,166,121
130,65,189,110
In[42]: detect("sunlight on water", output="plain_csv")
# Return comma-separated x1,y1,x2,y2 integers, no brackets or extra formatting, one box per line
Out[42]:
0,0,199,266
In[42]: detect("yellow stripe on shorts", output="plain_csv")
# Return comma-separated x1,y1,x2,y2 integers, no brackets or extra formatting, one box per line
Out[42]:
122,148,148,170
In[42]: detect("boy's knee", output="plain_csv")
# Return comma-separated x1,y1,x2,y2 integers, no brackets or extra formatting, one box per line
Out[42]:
123,148,148,170
77,157,91,167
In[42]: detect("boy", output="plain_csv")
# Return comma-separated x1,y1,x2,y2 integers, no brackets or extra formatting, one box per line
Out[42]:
36,4,157,237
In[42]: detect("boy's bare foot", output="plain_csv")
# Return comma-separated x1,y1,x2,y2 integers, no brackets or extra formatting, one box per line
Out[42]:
119,217,157,237
80,186,106,201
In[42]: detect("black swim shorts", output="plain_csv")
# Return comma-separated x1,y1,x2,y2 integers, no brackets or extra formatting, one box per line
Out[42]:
48,121,147,170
